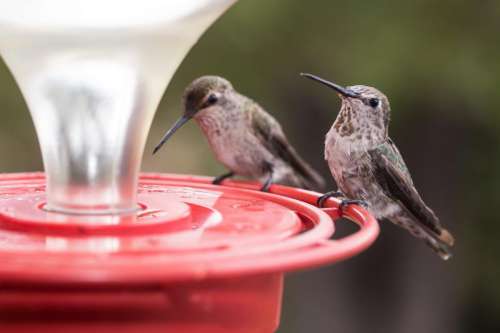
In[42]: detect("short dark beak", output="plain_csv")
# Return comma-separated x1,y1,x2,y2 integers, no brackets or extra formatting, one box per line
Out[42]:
152,115,191,155
300,73,360,98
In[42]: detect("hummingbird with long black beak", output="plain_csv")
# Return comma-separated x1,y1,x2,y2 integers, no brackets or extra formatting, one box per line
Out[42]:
153,75,324,191
301,73,455,259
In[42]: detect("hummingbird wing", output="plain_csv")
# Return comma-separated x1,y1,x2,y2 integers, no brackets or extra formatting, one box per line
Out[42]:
249,105,325,190
369,139,454,247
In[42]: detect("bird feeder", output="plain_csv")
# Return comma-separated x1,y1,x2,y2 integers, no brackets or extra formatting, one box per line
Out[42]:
0,1,379,332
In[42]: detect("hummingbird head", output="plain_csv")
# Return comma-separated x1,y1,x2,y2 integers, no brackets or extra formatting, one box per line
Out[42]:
301,73,391,145
183,75,234,119
153,76,234,154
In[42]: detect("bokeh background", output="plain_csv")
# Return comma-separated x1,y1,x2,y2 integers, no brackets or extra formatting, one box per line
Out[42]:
0,0,499,332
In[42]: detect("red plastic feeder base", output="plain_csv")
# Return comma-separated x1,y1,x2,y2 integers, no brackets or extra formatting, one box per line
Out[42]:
0,173,379,333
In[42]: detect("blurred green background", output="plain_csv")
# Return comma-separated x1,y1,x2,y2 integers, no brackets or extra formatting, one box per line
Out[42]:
0,0,499,332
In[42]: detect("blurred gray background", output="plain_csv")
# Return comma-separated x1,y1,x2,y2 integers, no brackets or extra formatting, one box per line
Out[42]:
1,0,499,332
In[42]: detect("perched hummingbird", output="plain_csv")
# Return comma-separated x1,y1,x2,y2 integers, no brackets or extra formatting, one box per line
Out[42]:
301,73,455,259
153,75,324,191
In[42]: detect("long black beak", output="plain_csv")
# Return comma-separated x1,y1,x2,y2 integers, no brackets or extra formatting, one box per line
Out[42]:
300,73,360,98
152,115,191,155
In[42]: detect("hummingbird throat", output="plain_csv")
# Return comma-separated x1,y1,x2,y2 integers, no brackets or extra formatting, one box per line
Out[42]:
333,101,387,146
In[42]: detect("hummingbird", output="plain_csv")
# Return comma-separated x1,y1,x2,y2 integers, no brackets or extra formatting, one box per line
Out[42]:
301,73,455,260
153,75,325,191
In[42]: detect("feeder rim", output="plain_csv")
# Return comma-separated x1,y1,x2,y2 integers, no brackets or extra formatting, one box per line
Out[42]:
0,172,380,286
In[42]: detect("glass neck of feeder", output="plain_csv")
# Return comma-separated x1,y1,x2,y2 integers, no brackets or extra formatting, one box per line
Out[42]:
0,0,236,214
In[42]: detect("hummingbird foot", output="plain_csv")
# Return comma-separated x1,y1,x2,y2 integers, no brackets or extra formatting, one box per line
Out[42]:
212,171,235,185
260,170,274,192
338,199,369,216
317,190,345,208
260,176,273,192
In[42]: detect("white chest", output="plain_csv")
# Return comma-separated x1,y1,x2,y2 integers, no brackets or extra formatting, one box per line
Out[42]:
196,113,249,168
324,128,376,196
325,130,358,175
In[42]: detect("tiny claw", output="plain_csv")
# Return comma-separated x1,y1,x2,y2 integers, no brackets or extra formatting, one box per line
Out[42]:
212,171,234,185
260,171,273,192
260,184,271,192
338,199,369,216
317,190,345,208
212,177,223,185
260,179,273,192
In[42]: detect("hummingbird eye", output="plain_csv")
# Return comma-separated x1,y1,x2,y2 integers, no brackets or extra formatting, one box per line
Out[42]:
368,98,379,108
203,94,219,108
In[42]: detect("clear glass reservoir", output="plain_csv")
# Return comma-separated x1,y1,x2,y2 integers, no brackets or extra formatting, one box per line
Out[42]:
0,0,236,214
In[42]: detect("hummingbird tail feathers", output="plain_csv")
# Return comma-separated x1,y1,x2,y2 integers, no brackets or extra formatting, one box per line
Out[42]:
424,234,453,260
438,228,455,247
391,214,454,260
413,223,453,260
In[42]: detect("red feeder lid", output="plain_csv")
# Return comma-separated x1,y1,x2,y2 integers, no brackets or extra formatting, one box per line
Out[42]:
0,173,379,285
